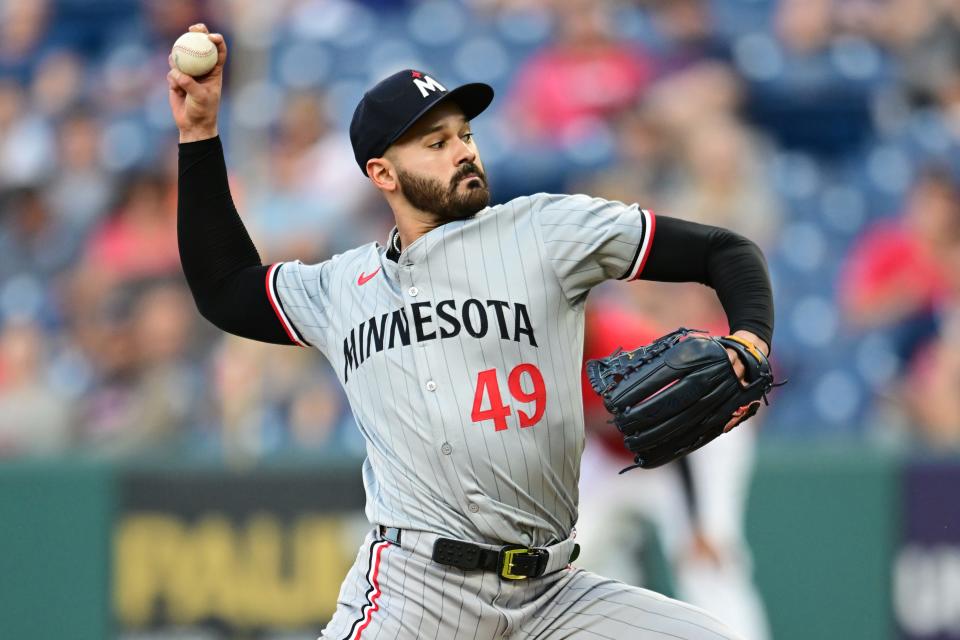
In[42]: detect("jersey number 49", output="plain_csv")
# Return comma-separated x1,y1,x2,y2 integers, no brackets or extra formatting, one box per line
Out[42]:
471,363,546,432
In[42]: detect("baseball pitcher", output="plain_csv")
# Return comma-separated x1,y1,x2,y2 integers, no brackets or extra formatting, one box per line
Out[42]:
169,24,774,640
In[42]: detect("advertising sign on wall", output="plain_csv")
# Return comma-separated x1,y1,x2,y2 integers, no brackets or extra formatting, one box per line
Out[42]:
114,467,369,640
894,462,960,640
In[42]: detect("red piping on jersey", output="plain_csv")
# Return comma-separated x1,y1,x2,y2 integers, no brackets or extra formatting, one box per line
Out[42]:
349,540,389,640
630,209,657,281
264,263,305,347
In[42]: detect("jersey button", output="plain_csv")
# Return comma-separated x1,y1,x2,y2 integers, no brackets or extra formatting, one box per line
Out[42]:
441,443,452,455
468,502,480,513
408,286,419,297
425,380,437,392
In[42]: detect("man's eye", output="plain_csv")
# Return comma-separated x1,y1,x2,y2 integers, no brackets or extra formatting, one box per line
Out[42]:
429,140,445,149
462,133,474,143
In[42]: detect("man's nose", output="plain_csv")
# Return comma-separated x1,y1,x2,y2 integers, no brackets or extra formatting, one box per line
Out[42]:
454,138,476,165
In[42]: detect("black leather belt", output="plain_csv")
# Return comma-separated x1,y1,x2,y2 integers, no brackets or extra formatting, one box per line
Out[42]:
378,526,579,581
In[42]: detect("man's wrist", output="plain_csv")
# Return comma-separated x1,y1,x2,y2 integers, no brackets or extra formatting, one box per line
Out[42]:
179,127,218,143
731,329,769,357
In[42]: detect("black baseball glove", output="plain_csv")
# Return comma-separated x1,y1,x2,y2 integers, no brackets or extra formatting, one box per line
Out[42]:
586,328,780,471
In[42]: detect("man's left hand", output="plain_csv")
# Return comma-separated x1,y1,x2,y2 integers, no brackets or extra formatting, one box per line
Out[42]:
723,329,769,432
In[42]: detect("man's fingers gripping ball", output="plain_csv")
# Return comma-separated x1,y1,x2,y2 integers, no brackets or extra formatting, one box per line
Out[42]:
167,67,204,103
166,69,181,94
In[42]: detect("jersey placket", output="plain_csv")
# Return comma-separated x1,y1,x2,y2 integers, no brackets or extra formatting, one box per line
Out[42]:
397,246,481,522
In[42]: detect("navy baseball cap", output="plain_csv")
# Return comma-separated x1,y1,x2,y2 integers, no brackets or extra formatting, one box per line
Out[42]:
350,69,494,176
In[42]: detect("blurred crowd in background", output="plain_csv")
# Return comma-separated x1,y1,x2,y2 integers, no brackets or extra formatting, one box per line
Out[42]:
1,0,960,461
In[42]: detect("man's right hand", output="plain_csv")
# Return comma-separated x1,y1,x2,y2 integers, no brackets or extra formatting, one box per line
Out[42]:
168,23,226,143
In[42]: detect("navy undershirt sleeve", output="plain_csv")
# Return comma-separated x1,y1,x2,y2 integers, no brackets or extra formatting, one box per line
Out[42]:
177,136,295,345
640,215,774,348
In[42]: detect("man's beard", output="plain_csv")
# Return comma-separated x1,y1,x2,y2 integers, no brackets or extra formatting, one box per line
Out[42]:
396,163,490,222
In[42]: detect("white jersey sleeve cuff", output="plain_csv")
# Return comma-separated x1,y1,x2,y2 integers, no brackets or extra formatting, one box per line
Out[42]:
265,262,310,347
620,208,656,281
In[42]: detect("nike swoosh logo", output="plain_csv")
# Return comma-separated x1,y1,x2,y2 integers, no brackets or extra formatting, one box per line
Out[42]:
357,267,381,286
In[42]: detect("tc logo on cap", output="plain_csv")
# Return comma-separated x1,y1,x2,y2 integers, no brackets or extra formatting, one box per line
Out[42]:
412,71,446,98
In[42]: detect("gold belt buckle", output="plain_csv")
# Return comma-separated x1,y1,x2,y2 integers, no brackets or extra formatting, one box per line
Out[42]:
501,547,530,580
500,545,549,580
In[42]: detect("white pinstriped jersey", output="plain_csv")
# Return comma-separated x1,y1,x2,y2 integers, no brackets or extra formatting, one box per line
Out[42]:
269,193,655,547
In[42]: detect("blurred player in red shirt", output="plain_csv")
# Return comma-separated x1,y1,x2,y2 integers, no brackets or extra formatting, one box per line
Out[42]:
579,289,771,640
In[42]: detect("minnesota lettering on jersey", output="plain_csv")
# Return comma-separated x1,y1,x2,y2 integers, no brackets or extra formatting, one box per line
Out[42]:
342,298,537,382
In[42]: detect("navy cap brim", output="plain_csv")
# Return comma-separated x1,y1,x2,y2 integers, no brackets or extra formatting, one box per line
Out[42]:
375,82,494,159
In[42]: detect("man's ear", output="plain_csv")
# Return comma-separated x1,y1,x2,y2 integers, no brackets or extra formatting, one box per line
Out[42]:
367,157,397,192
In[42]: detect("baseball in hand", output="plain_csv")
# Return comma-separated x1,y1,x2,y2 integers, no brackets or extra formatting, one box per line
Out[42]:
171,32,217,77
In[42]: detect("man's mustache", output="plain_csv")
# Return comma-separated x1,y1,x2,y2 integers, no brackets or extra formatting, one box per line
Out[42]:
451,164,486,189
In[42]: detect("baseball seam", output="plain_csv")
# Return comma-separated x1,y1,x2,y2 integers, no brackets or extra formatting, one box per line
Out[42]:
173,44,216,57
